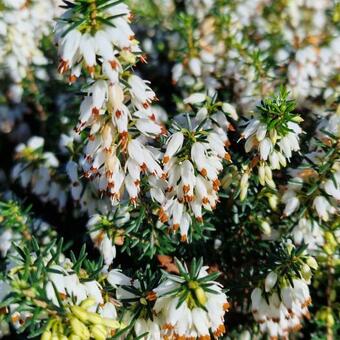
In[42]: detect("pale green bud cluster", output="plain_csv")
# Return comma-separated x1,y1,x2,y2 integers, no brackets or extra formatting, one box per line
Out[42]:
41,299,122,340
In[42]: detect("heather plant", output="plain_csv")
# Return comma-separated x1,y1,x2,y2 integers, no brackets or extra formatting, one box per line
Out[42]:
0,1,339,339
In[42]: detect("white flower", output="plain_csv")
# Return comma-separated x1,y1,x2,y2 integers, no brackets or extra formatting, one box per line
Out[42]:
282,190,300,216
99,302,117,320
46,281,62,307
242,119,260,139
163,132,184,164
129,75,156,108
172,63,184,83
58,29,82,73
27,136,45,150
0,230,12,257
64,274,87,304
134,317,162,340
259,138,273,161
292,218,324,251
324,171,340,200
279,132,300,159
107,269,132,287
313,196,335,221
192,307,210,337
84,281,103,305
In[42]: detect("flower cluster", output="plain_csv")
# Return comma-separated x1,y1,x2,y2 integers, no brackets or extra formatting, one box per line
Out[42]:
66,158,113,215
241,89,303,192
276,0,340,105
154,94,234,240
0,200,56,259
0,0,57,102
291,217,324,252
169,0,273,110
56,0,166,205
251,278,312,338
110,258,229,339
86,209,130,267
151,0,339,114
0,222,121,340
251,245,317,339
44,272,120,340
282,117,339,223
11,134,115,215
154,264,229,339
11,136,67,210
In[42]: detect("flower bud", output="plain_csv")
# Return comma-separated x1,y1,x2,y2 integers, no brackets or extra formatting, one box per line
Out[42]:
306,257,318,270
240,173,249,189
323,244,333,255
222,103,238,120
91,324,107,340
330,289,336,302
269,129,278,144
264,165,272,180
87,312,104,325
120,50,136,64
239,330,251,340
258,164,265,186
195,286,207,306
70,317,90,339
240,186,248,201
70,306,88,323
80,298,96,310
268,194,278,211
183,93,206,105
265,272,277,292
101,318,121,329
139,297,148,305
221,173,233,189
69,334,82,340
325,232,337,249
260,221,271,236
189,58,202,77
265,178,276,189
277,151,286,167
291,116,304,123
286,243,294,254
41,330,52,340
327,311,335,327
316,308,328,322
301,264,311,283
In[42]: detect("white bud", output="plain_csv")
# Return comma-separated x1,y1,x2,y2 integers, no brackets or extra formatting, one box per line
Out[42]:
268,195,279,211
260,221,271,236
222,102,238,120
183,93,206,105
265,271,277,292
258,164,265,186
240,173,249,189
189,58,202,77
